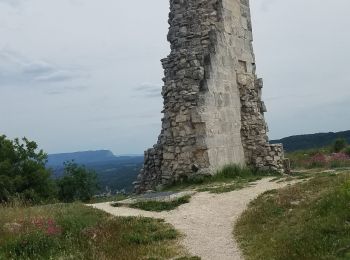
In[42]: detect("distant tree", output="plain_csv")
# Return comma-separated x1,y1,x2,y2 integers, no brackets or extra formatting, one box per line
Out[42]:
57,162,98,202
0,135,56,203
344,146,350,157
333,138,348,153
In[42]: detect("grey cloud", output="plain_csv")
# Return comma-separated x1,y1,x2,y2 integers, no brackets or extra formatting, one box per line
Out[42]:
0,0,22,7
259,0,278,12
35,70,77,82
22,61,54,75
0,49,87,86
44,85,89,95
89,112,159,123
45,90,63,95
64,85,88,91
68,0,84,6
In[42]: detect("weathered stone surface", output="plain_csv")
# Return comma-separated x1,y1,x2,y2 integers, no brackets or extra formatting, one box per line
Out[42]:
135,0,287,193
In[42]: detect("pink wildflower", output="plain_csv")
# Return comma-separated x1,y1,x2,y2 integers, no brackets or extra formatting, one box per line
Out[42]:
331,152,349,161
309,153,327,164
46,224,62,236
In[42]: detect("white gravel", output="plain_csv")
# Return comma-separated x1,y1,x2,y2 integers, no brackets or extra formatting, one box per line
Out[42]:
89,178,294,260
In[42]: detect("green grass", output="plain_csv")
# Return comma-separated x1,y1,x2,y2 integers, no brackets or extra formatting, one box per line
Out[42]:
164,164,278,193
175,257,201,260
87,194,127,204
197,176,263,193
0,203,193,259
126,195,191,212
235,171,350,260
208,164,275,182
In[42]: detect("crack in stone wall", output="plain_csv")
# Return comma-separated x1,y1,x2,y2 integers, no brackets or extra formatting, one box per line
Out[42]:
134,0,287,193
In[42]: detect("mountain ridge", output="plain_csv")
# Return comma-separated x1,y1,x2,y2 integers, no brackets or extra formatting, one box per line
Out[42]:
46,129,349,192
47,150,143,166
271,130,350,152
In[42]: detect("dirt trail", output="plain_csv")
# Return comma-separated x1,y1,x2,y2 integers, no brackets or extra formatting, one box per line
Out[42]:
90,178,293,260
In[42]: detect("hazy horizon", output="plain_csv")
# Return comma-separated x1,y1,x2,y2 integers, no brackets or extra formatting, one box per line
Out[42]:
1,0,349,154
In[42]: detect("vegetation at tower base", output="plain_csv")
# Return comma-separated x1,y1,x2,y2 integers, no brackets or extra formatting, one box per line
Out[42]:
234,170,350,259
160,164,279,194
135,0,287,193
0,203,194,260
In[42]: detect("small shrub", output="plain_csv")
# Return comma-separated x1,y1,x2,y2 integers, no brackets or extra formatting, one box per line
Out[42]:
128,196,191,212
187,174,209,184
213,164,272,181
123,220,178,244
57,162,99,202
329,153,350,168
307,153,327,168
344,146,350,156
333,138,348,153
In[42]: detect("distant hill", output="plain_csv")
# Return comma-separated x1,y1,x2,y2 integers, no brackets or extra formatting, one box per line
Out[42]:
48,130,350,192
47,150,117,166
47,150,143,193
271,130,350,152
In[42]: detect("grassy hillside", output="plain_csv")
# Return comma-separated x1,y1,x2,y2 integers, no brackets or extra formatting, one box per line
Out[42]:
271,130,350,152
235,170,350,259
0,203,195,260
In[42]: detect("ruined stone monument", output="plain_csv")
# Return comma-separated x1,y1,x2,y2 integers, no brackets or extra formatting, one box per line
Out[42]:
135,0,287,193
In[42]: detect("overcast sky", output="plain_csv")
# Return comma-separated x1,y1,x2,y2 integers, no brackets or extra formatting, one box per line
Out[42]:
0,0,349,155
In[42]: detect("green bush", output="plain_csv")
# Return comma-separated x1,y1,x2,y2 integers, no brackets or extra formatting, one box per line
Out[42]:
57,162,99,202
0,135,56,203
127,196,191,212
344,146,350,156
333,138,348,152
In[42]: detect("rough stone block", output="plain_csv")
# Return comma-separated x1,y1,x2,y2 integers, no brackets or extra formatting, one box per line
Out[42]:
135,0,287,193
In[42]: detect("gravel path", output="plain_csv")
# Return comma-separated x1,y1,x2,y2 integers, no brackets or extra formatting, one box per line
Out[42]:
90,178,293,260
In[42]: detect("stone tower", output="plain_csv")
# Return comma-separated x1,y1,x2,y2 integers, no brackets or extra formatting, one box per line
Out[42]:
134,0,286,193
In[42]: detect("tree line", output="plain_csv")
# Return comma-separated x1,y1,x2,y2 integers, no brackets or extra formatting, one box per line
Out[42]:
0,135,98,204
